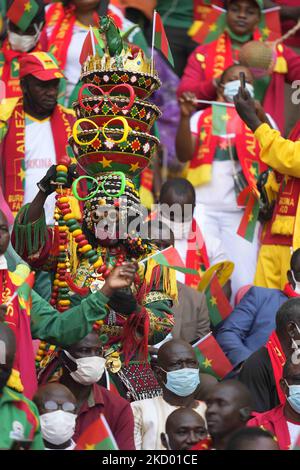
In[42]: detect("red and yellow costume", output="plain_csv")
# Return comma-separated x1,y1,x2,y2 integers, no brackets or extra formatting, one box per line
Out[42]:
253,123,300,289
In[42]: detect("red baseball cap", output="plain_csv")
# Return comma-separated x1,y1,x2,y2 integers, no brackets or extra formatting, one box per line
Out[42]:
19,52,64,81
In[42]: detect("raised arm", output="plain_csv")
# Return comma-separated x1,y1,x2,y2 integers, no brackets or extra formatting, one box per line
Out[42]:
176,92,197,163
234,88,300,177
30,262,138,347
177,45,218,103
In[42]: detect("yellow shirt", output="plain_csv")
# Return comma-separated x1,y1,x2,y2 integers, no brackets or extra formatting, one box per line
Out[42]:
254,123,300,178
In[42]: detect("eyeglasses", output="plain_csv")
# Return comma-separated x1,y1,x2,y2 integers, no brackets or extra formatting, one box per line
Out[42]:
43,401,76,412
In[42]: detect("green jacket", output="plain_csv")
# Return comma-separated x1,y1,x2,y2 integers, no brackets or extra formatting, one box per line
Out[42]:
30,290,109,348
0,386,44,450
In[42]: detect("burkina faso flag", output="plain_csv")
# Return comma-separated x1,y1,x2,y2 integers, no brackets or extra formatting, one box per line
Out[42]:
205,274,233,327
212,104,243,137
193,332,233,379
79,26,104,65
189,7,226,45
143,246,199,276
153,11,174,68
7,0,39,32
75,415,118,450
258,8,281,42
237,186,260,242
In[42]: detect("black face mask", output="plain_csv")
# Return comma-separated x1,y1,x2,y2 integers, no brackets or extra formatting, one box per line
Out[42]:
0,367,12,393
108,287,137,315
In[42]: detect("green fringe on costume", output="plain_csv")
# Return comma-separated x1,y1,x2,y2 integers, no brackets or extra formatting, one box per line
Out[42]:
14,204,47,256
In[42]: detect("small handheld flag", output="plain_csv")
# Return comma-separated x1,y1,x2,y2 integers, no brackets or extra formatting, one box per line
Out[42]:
237,186,260,242
151,10,174,72
79,26,104,65
212,104,243,137
193,332,233,379
189,6,226,45
75,414,119,450
205,274,233,327
7,0,39,32
139,246,199,276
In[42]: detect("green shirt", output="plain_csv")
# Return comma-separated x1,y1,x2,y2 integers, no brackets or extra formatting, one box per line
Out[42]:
0,386,44,450
156,0,194,29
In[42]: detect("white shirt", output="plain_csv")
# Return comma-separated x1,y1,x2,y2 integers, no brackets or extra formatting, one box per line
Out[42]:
287,421,300,448
131,395,206,450
64,22,89,106
24,115,56,225
190,110,277,210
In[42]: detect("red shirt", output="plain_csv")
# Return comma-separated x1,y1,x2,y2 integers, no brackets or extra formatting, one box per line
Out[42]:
274,0,300,48
73,384,135,450
248,404,294,450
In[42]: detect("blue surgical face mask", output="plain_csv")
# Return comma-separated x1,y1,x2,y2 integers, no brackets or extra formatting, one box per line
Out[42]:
223,80,255,103
160,367,200,397
285,380,300,413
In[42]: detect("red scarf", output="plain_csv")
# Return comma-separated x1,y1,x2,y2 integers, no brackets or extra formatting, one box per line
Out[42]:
266,331,286,405
0,39,44,99
0,268,37,399
185,218,210,288
203,31,262,81
46,3,123,70
1,99,73,216
283,283,300,298
187,106,267,188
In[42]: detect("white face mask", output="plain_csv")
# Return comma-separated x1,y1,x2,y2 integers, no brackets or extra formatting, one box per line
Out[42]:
8,22,42,52
63,350,106,385
40,410,76,446
160,214,192,240
291,270,300,295
223,79,255,103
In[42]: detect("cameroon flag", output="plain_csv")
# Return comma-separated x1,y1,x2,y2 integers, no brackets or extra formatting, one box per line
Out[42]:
205,274,233,327
193,333,233,379
7,0,39,32
76,415,118,450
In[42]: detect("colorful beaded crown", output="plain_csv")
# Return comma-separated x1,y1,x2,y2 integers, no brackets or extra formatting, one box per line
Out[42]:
69,15,161,180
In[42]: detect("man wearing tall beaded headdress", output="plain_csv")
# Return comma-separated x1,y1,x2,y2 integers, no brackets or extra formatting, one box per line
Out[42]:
12,17,176,402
